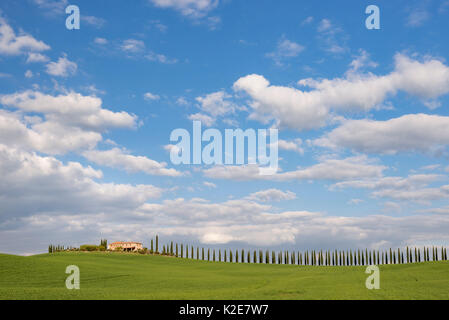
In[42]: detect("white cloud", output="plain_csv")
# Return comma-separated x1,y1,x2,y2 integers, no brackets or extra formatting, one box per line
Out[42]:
246,189,296,202
266,37,304,65
233,54,449,131
81,15,106,28
406,9,430,27
332,173,449,204
195,91,237,117
348,199,364,205
0,91,137,154
316,18,347,54
176,97,189,106
203,181,217,188
0,144,163,222
121,39,145,53
204,156,385,182
83,148,182,177
149,0,219,18
315,114,449,155
278,138,304,154
0,17,50,55
31,0,68,15
188,112,215,126
45,55,77,77
348,49,378,72
94,37,108,45
24,70,33,78
145,51,178,64
26,52,49,63
301,16,314,25
144,92,160,101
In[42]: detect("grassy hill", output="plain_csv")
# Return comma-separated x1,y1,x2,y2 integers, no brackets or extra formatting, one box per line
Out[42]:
0,252,448,300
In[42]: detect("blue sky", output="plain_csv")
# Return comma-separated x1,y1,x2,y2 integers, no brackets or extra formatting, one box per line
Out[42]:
1,0,449,254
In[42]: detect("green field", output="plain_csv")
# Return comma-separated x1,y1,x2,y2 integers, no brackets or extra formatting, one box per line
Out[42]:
0,252,448,300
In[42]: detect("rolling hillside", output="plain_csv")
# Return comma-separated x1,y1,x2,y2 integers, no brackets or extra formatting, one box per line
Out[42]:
0,252,448,300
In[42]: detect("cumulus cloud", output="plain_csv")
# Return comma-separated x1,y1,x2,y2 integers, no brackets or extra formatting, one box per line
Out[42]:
266,37,304,65
26,52,49,63
94,37,108,45
145,51,178,64
121,39,145,53
45,55,77,77
204,156,385,182
246,189,296,202
81,15,106,28
144,92,160,101
332,173,449,204
0,17,50,55
149,0,219,18
0,91,137,154
83,148,183,177
278,138,304,154
314,114,449,155
31,0,68,15
233,54,449,131
0,144,163,222
188,112,215,126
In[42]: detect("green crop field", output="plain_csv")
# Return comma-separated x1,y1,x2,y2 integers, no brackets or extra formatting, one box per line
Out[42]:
0,252,448,300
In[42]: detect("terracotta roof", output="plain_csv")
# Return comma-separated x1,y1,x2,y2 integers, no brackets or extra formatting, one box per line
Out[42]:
109,241,142,245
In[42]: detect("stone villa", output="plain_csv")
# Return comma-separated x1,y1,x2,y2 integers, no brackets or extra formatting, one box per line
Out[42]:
108,241,143,252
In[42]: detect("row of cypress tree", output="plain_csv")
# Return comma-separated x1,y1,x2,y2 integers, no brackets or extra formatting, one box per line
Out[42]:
149,236,448,266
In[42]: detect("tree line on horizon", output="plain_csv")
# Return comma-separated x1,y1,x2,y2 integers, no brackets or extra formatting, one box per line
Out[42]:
48,235,448,266
147,235,448,266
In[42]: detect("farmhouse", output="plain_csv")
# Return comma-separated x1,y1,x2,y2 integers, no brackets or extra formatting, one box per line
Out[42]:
108,241,143,252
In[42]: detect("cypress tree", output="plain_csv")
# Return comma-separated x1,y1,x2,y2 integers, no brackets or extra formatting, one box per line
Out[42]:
176,243,178,257
235,250,239,263
207,248,210,261
230,250,233,263
192,246,194,260
202,247,205,260
248,251,250,264
266,250,269,264
213,249,216,262
155,235,159,254
219,249,222,262
170,242,173,256
254,250,257,263
224,249,227,262
272,251,276,264
242,249,245,263
150,239,154,254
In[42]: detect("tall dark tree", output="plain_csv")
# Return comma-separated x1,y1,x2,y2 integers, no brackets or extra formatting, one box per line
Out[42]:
155,235,159,254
